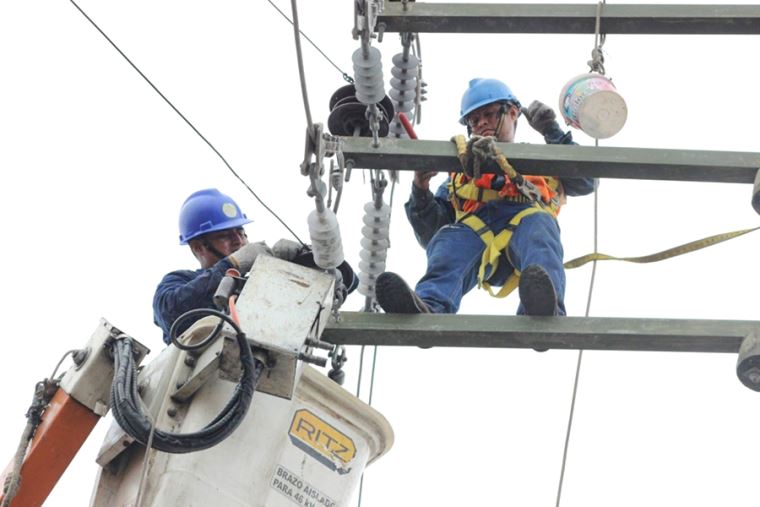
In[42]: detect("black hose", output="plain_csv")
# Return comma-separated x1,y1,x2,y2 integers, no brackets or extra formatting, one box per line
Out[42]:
169,310,226,352
109,309,262,453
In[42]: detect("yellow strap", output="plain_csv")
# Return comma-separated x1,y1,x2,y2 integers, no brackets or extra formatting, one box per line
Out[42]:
460,214,495,245
460,205,549,299
449,134,561,216
564,226,760,269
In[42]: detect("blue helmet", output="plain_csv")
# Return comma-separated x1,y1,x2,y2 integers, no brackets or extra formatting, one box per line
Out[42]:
178,188,252,244
459,78,521,125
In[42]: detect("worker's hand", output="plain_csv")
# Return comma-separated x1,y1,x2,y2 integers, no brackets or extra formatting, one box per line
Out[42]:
521,100,560,137
272,239,303,262
413,170,438,191
228,241,272,274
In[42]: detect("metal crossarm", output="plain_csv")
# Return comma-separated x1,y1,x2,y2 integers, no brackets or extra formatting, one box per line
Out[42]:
379,3,760,35
323,312,760,353
338,137,760,183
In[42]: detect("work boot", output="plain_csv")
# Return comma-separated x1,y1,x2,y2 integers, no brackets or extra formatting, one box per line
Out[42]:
518,265,558,317
375,272,431,314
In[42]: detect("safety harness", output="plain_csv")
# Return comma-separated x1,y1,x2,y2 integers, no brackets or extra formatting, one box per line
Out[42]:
449,134,563,298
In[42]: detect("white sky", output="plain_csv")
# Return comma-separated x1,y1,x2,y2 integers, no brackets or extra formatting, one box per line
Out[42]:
2,1,760,506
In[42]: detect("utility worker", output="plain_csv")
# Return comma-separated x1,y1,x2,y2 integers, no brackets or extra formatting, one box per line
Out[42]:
375,78,596,316
153,188,301,344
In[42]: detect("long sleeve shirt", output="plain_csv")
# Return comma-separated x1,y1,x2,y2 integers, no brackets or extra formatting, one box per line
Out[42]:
404,128,596,248
153,258,234,344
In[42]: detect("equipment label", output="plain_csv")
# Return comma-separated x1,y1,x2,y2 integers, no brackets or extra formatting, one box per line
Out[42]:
288,408,356,474
271,464,337,507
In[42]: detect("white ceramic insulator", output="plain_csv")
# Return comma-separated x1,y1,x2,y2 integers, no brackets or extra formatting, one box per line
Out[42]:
308,208,344,270
389,52,418,138
358,201,391,298
353,47,385,105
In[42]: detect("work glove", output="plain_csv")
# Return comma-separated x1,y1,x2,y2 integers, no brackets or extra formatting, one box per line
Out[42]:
272,238,304,262
228,241,272,274
521,100,561,137
466,135,498,179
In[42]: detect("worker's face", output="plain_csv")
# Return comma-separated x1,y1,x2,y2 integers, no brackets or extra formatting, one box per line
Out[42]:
190,227,249,268
466,103,519,142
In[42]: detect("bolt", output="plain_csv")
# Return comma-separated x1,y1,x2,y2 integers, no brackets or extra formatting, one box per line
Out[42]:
184,356,196,367
72,348,89,367
745,367,760,385
167,406,178,418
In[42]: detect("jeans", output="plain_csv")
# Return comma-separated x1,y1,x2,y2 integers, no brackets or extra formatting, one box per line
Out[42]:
415,201,566,315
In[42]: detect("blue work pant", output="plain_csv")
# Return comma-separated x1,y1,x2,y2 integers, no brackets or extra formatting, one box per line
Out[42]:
415,202,567,315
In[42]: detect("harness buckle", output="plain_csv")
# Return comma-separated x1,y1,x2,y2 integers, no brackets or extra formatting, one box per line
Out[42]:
515,178,544,203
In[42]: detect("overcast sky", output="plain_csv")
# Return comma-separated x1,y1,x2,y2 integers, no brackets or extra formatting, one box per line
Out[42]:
2,1,759,506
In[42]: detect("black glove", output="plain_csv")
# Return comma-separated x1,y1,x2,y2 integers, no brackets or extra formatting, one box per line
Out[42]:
521,100,561,137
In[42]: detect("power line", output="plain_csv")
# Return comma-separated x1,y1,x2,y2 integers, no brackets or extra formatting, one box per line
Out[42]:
264,0,354,84
69,0,304,245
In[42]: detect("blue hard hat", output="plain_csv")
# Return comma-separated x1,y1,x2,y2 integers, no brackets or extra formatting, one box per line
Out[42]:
178,188,252,244
459,78,521,125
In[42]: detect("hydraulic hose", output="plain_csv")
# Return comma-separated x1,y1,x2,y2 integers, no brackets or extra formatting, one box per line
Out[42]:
109,309,262,453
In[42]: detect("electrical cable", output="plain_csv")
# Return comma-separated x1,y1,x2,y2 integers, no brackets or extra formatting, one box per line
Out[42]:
109,309,263,453
264,0,354,84
290,0,313,130
68,0,304,244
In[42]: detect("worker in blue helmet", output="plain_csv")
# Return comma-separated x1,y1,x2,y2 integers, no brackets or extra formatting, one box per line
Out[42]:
152,188,303,344
374,78,596,321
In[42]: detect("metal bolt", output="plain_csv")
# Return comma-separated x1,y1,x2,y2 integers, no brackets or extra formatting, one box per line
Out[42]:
184,356,196,367
745,367,760,385
167,406,178,418
298,353,328,367
72,348,89,367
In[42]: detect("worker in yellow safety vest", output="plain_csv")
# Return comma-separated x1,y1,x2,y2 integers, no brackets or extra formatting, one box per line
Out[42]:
375,78,596,316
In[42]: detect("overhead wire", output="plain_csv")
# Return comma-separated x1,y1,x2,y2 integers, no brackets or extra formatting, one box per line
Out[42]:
68,0,304,244
264,0,354,84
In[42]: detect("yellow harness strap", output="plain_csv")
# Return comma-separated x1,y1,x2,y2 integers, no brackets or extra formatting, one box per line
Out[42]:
460,205,548,298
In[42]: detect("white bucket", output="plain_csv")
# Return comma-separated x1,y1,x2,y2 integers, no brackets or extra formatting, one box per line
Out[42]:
559,73,627,139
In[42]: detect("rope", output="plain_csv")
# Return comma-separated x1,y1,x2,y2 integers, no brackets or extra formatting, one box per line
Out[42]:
588,1,607,74
355,344,367,507
68,0,304,244
264,0,353,84
556,155,599,506
290,0,313,130
135,413,157,507
2,380,57,507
